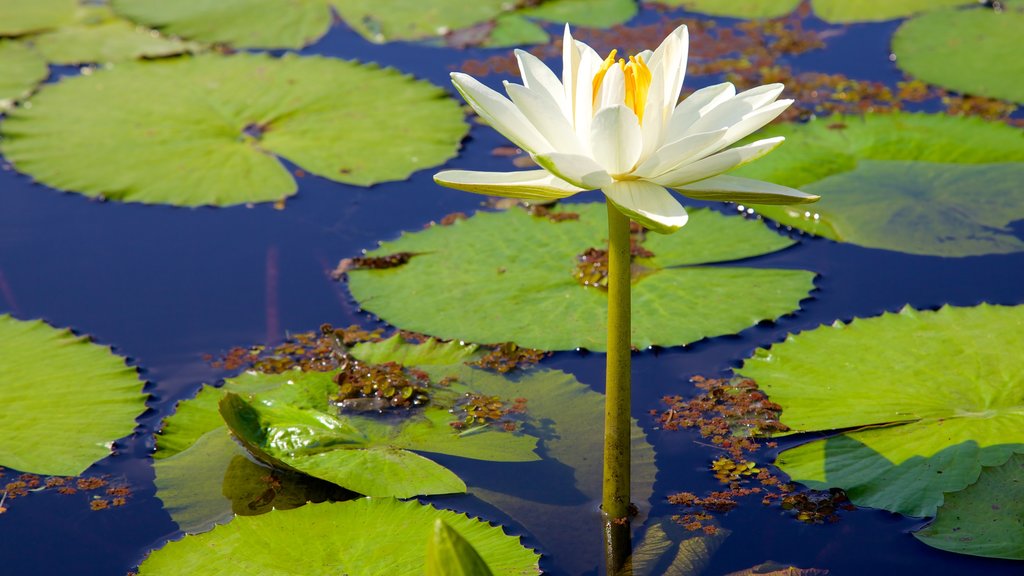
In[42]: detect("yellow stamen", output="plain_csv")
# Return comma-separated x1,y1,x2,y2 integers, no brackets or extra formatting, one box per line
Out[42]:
591,50,653,124
591,49,618,105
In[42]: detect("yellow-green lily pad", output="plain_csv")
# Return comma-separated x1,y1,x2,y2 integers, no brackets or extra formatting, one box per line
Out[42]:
0,53,467,206
0,0,76,36
0,40,47,110
734,113,1024,257
137,499,540,575
649,0,974,22
738,305,1024,517
348,203,815,352
893,4,1024,104
0,315,146,476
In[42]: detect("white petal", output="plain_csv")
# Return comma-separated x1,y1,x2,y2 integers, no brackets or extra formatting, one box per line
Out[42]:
596,63,625,111
713,99,792,152
562,25,580,128
602,180,688,234
514,49,568,119
664,82,736,143
672,175,819,205
573,45,601,153
451,73,550,154
533,152,612,190
651,136,785,188
591,105,643,175
434,169,584,200
632,128,728,179
505,82,585,156
636,49,654,63
685,83,785,136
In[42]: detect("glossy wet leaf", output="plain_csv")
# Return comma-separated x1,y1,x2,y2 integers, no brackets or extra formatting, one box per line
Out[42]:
0,41,47,110
628,518,729,576
426,519,496,576
894,4,1024,104
0,53,467,206
915,453,1024,559
649,0,972,21
113,0,634,47
739,305,1024,517
0,0,76,36
734,113,1024,256
0,315,146,476
24,5,196,64
349,335,481,366
348,203,814,352
137,498,540,575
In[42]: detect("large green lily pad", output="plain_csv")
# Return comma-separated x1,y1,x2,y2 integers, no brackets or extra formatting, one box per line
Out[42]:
0,315,146,476
0,0,76,36
738,305,1024,517
348,203,815,352
0,41,47,110
112,0,635,48
915,453,1024,559
649,0,973,22
733,113,1024,257
137,498,540,575
0,53,467,206
894,4,1024,104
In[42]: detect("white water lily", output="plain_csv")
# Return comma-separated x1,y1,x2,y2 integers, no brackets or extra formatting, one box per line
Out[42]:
435,24,818,234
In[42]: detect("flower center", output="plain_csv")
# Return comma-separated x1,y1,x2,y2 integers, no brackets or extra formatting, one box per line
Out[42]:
592,49,652,123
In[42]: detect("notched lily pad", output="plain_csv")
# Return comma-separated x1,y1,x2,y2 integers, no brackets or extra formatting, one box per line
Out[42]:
0,40,47,110
347,203,815,352
137,498,540,575
894,3,1024,104
0,314,146,476
734,113,1024,257
649,0,974,22
915,452,1024,559
738,304,1024,517
0,52,467,206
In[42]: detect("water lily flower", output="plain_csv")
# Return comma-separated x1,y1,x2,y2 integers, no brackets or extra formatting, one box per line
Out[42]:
435,25,818,234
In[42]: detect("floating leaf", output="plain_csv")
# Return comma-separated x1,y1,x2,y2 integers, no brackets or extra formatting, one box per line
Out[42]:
23,5,196,64
0,40,47,110
915,453,1024,559
0,315,146,476
427,519,496,576
348,203,814,351
349,334,481,366
137,499,540,575
734,113,1024,256
0,0,76,36
648,0,973,22
0,53,467,206
738,305,1024,517
893,4,1024,104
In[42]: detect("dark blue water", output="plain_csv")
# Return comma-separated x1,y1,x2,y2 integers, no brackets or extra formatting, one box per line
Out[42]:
1,5,1022,575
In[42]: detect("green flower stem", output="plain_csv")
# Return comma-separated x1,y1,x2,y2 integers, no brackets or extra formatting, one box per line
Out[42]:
602,201,632,523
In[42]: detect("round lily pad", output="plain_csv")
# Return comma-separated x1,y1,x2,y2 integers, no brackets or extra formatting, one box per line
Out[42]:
738,304,1024,517
0,40,47,110
646,0,800,19
137,498,540,575
0,0,76,36
0,53,467,206
112,0,635,48
648,0,973,22
733,113,1024,257
894,4,1024,104
348,203,816,352
0,315,146,476
915,453,1024,560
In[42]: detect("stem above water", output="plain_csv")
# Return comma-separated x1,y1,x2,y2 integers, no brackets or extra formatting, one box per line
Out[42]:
602,202,632,523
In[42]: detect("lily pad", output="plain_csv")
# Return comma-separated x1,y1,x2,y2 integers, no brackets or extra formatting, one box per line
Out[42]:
0,0,76,36
484,0,638,47
427,519,496,576
0,315,146,476
648,0,973,22
112,0,635,48
738,305,1024,517
137,498,540,575
734,113,1024,257
0,41,47,110
0,52,467,206
348,203,815,352
628,518,729,576
915,453,1024,559
23,5,196,64
893,4,1024,104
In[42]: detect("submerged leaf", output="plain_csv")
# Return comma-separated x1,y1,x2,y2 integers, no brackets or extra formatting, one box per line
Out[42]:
628,518,730,576
739,304,1024,517
0,315,146,476
734,113,1024,256
137,499,540,575
348,203,814,352
0,53,467,206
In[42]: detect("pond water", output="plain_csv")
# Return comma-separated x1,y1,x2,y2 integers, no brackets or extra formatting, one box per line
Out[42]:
1,3,1023,575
